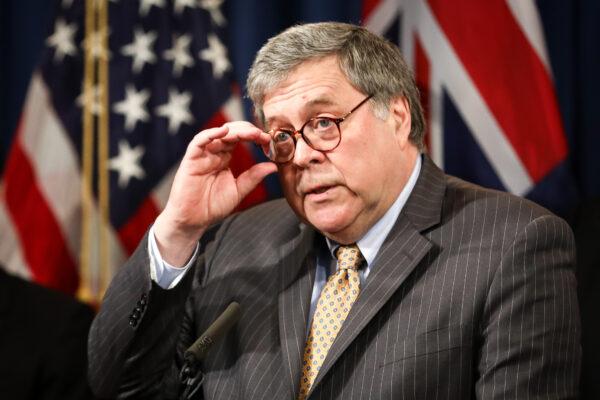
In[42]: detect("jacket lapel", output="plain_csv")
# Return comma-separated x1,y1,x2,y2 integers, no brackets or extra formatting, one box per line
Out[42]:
308,155,447,394
277,223,317,399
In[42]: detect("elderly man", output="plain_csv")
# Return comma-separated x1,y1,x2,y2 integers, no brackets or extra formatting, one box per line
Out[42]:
88,22,580,399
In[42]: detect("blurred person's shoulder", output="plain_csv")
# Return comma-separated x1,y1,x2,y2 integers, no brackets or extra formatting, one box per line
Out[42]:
0,268,94,322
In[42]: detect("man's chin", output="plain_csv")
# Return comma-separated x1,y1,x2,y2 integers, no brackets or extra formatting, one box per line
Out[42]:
305,209,355,240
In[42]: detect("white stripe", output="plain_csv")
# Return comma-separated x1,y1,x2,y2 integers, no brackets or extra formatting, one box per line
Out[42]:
0,188,31,280
20,73,83,259
405,0,533,195
428,70,445,167
506,0,551,74
364,0,401,34
151,165,176,209
19,73,126,291
223,92,245,121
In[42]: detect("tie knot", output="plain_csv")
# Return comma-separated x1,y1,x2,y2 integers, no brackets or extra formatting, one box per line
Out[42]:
335,244,364,271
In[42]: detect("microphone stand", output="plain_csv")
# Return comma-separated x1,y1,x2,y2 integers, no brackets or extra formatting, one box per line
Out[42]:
179,355,204,400
178,302,241,400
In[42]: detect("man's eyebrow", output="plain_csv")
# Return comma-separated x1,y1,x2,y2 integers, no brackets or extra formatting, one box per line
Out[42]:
265,97,338,128
305,98,336,109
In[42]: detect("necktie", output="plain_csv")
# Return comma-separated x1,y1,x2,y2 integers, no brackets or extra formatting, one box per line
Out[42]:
298,244,364,399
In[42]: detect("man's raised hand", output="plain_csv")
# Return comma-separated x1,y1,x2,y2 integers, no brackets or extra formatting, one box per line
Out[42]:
153,122,277,266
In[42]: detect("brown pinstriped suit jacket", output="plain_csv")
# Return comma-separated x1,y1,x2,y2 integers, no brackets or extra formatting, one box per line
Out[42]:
88,156,581,399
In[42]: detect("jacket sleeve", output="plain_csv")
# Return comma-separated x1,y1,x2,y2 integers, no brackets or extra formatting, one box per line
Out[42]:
87,233,197,399
475,214,581,399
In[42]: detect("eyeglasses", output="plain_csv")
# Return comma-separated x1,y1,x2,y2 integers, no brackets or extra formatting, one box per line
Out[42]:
263,94,373,163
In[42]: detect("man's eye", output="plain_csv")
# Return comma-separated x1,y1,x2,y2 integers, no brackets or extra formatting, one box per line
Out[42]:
273,131,292,143
314,118,334,130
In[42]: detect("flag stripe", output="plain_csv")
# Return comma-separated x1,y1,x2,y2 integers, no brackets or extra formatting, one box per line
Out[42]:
0,200,31,280
363,0,398,33
415,36,432,150
4,137,79,293
118,197,160,255
410,2,533,194
362,0,381,22
506,0,551,72
427,0,568,182
20,74,83,260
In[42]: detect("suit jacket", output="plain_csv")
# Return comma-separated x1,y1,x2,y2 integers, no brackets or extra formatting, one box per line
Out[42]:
88,157,581,399
0,268,95,399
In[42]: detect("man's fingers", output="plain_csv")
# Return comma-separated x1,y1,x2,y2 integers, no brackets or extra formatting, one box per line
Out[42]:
219,127,272,145
205,139,236,154
188,124,271,158
185,126,229,160
236,162,278,200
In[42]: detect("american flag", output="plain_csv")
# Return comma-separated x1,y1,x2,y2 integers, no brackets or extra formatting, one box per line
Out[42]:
0,0,268,301
0,0,577,303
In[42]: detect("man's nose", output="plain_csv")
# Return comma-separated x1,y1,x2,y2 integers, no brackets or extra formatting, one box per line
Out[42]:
292,135,325,167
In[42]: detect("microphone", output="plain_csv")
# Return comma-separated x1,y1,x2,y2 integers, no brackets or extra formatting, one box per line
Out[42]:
179,302,241,399
184,301,241,362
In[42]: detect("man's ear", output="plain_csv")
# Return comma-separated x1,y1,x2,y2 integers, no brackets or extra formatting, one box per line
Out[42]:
390,96,412,148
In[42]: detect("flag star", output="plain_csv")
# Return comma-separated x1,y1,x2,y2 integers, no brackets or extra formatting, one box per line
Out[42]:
77,85,104,115
174,0,196,15
139,0,165,16
164,34,195,76
46,19,78,62
109,140,146,188
200,0,226,26
156,88,194,134
121,28,157,73
199,34,230,79
113,85,150,132
82,27,111,61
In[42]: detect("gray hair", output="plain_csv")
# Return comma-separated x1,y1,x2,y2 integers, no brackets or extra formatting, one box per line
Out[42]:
246,22,425,149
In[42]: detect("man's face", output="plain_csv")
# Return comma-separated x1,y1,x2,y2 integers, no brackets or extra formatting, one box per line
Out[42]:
262,56,418,243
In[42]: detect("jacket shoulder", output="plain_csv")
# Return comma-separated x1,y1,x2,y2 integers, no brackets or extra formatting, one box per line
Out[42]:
444,174,559,223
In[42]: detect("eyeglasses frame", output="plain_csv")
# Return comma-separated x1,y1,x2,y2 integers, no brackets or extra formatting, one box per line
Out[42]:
264,94,374,163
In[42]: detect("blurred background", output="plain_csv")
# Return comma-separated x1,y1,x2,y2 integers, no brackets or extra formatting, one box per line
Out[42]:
0,0,598,398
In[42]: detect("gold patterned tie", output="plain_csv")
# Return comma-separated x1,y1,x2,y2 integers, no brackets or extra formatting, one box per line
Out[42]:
298,244,364,399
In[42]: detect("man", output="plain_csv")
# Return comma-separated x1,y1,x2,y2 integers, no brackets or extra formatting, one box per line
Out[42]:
0,267,95,399
88,22,580,399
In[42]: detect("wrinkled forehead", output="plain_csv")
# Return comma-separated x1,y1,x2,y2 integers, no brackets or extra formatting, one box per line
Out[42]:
261,57,353,126
253,55,346,112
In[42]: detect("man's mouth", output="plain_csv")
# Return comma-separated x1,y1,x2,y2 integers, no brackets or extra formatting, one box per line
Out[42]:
310,186,332,194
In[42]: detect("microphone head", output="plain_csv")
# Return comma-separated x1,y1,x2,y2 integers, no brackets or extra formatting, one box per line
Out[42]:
184,302,241,363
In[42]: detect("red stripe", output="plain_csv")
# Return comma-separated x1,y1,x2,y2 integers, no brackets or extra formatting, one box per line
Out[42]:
118,197,160,255
427,0,568,181
4,131,79,294
414,35,431,151
362,0,381,22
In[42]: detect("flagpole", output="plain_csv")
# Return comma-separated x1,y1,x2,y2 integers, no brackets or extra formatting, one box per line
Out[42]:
97,0,111,303
77,0,98,304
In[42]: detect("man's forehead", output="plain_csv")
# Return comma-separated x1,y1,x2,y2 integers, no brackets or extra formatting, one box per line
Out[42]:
264,96,339,124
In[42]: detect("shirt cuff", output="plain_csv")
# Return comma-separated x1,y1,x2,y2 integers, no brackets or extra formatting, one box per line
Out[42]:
148,224,198,289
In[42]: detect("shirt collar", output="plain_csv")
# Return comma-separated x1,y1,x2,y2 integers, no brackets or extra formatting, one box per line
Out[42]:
326,154,422,266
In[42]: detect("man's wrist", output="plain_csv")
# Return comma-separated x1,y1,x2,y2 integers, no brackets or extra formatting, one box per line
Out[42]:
153,212,204,267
